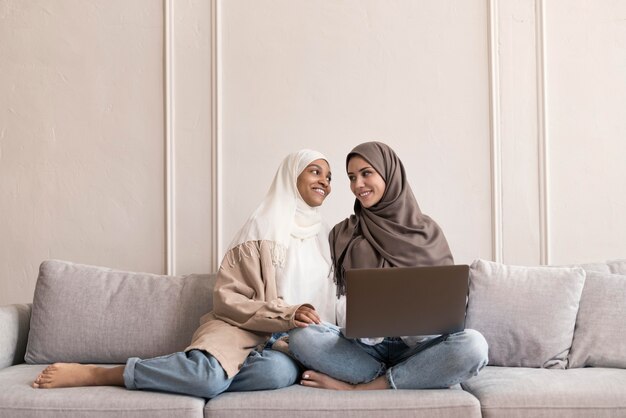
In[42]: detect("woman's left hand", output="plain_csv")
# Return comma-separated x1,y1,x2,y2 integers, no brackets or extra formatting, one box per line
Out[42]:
294,305,321,328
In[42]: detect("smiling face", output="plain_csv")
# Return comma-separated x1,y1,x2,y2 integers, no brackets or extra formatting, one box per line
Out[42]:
296,159,332,207
347,155,386,208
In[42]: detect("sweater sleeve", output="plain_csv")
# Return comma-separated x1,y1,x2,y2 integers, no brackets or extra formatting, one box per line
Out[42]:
212,240,309,333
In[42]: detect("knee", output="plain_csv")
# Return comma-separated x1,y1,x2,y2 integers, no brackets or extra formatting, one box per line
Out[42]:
188,351,231,398
460,329,489,370
262,356,299,389
244,350,299,389
288,323,331,357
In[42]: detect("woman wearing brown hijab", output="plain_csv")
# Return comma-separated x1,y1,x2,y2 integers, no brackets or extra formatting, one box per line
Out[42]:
289,141,488,390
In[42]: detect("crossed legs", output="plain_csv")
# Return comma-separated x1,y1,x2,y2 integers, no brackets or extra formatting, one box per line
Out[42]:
289,323,488,390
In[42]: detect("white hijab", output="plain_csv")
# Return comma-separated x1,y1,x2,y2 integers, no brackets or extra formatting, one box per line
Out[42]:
226,149,331,265
225,149,335,322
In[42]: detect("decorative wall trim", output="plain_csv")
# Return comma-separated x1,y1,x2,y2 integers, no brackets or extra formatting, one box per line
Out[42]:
210,0,221,272
164,0,175,275
488,0,503,263
536,0,550,265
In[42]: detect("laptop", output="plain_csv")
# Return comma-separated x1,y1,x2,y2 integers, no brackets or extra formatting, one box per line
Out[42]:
344,264,469,339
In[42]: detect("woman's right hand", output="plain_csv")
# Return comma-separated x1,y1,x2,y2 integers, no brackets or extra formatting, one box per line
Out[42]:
294,305,321,328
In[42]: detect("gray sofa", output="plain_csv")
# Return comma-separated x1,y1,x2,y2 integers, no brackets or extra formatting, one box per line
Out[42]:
1,258,625,418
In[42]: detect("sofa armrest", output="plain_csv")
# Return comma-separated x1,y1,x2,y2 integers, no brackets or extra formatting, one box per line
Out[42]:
0,304,32,369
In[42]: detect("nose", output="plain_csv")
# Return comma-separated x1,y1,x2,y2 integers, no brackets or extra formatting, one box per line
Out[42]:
318,177,328,187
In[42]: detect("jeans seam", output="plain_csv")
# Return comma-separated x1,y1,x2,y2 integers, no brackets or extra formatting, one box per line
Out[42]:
385,367,397,389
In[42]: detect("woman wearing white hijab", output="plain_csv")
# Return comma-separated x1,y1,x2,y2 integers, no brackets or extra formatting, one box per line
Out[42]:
33,149,335,398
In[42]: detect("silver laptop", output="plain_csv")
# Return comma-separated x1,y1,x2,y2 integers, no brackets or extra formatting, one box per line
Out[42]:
344,265,469,338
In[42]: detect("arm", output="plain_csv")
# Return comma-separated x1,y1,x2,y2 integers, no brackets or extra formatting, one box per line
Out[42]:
213,241,316,333
0,304,32,369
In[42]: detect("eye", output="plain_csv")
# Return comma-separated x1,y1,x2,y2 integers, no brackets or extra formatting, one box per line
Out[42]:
310,169,319,175
363,170,371,177
348,175,356,182
327,175,332,183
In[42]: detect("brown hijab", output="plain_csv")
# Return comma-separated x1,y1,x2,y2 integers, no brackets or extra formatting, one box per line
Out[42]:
330,141,454,296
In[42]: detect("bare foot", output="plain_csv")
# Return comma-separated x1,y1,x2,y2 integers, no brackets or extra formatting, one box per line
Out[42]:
32,363,124,389
299,370,390,390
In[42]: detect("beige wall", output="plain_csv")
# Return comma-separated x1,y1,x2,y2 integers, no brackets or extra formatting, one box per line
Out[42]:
2,0,626,305
219,0,494,263
219,0,626,266
545,0,626,264
0,0,213,304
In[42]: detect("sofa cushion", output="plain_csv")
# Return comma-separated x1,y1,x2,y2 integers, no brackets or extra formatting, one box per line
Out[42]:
568,271,626,368
462,366,626,418
25,260,214,364
0,304,31,369
205,384,481,418
0,364,205,418
607,259,626,275
465,259,585,368
577,262,611,274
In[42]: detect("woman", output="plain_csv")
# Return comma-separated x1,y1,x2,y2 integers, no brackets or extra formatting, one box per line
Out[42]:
289,141,488,390
33,149,336,398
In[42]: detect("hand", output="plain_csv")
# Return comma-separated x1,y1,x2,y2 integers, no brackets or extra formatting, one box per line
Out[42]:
294,305,321,328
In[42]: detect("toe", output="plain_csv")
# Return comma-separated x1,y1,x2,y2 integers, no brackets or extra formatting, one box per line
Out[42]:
38,376,52,384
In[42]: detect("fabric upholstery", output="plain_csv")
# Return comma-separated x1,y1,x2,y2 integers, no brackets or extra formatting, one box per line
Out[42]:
462,366,626,418
204,384,481,418
568,271,626,368
0,304,31,369
466,259,585,368
608,259,626,275
25,260,215,364
577,262,611,274
0,364,205,418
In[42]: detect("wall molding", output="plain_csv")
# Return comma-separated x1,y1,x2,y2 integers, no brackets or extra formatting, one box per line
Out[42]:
164,0,220,274
164,0,175,275
207,2,554,267
488,0,503,263
210,0,221,272
536,0,550,265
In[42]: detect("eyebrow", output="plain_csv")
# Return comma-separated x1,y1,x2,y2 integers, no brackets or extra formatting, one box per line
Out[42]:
308,164,331,176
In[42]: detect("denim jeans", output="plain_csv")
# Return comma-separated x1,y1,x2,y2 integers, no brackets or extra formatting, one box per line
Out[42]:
288,323,488,389
123,334,299,398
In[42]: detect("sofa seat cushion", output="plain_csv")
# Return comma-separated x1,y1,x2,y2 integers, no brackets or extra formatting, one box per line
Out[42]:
0,364,205,418
204,384,481,418
462,366,626,418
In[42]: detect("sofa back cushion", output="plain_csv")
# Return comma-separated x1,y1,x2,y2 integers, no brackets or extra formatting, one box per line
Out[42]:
466,259,585,369
25,260,215,364
0,304,31,368
568,271,626,368
608,259,626,275
577,262,611,274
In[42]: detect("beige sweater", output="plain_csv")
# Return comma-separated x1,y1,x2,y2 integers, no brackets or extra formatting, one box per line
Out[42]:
185,240,308,377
